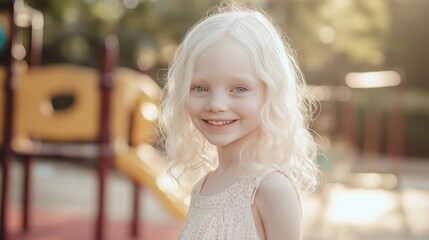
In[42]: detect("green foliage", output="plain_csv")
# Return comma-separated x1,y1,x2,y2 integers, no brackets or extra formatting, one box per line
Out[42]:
0,0,428,157
24,0,222,69
17,0,391,76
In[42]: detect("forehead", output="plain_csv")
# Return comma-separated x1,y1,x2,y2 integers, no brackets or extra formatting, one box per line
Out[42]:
192,36,258,83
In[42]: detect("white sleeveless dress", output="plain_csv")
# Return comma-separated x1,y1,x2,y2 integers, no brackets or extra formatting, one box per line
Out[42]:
179,166,297,240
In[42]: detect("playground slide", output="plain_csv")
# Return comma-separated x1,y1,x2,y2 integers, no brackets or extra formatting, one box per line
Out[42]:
1,64,188,220
114,144,189,221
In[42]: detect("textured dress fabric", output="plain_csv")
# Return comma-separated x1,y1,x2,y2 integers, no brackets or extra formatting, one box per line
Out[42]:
179,166,296,240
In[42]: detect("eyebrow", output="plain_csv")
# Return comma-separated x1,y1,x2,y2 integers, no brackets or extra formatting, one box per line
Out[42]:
192,74,258,82
229,75,258,83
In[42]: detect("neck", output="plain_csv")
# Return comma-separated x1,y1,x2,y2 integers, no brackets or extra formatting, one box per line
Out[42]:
214,128,262,174
216,145,241,174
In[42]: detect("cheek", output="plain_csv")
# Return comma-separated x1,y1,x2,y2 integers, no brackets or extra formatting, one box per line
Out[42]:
185,98,203,117
234,99,263,119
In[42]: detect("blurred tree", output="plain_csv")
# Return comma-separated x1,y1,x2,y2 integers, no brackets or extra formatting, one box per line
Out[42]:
263,0,391,85
0,0,428,156
2,0,425,86
22,0,221,76
3,0,392,80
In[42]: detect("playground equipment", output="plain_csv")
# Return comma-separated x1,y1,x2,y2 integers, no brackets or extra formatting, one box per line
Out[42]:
115,144,189,220
1,1,187,240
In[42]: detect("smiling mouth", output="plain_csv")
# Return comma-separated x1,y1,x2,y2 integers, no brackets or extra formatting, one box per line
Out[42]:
205,120,237,126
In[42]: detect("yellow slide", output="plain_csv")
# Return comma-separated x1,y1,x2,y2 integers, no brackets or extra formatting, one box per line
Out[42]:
1,64,188,220
114,144,189,221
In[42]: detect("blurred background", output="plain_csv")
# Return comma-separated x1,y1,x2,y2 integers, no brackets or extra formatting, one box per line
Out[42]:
0,0,428,240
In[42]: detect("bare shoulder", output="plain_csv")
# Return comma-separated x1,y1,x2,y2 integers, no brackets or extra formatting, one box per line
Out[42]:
255,171,300,213
254,171,302,240
257,172,298,197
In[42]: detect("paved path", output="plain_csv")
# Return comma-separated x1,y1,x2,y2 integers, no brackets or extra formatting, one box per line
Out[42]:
3,156,429,240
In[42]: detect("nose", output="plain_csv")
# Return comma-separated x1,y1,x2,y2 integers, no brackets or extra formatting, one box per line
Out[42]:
205,93,228,112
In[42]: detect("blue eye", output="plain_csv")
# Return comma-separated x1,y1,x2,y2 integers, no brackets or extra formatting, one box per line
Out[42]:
234,86,247,92
194,86,208,92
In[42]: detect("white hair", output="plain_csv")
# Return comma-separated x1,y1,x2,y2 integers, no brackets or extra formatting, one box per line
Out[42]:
158,2,319,194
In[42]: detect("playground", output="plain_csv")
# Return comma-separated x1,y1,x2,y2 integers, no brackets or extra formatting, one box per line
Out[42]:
1,0,429,240
4,154,429,240
1,1,187,239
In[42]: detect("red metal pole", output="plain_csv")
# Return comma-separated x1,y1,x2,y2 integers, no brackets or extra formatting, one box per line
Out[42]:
339,98,358,148
28,11,43,67
95,35,118,240
131,182,141,238
22,8,43,233
21,157,32,232
363,91,381,163
127,109,142,238
387,85,404,177
1,1,17,239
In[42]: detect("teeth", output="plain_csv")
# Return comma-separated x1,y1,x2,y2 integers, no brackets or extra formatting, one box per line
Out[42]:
207,120,234,126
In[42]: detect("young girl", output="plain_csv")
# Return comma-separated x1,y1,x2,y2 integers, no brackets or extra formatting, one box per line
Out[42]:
159,2,319,239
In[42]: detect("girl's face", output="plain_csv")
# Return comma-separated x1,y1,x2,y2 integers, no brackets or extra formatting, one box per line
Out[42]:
185,36,266,149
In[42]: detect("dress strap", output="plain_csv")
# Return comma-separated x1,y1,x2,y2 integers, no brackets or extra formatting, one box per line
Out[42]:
192,174,208,195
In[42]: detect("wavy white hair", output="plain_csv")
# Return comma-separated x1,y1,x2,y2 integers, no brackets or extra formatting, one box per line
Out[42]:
158,3,319,194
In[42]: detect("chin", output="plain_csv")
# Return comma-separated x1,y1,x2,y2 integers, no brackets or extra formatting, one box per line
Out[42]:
208,141,230,147
206,138,234,147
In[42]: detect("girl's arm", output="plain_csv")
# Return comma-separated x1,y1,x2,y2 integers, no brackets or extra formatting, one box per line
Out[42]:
254,172,302,240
